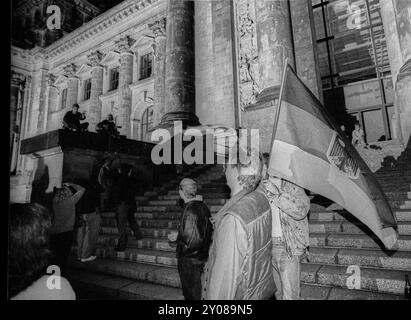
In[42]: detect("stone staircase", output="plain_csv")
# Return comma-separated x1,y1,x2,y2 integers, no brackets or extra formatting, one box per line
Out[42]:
67,148,411,300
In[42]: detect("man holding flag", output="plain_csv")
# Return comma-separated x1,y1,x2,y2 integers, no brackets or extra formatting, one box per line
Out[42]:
267,61,398,251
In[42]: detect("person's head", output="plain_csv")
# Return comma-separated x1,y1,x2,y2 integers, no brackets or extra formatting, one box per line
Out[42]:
224,144,262,196
354,122,360,130
8,203,52,298
107,114,114,121
340,125,346,131
52,185,73,204
179,178,198,203
72,104,79,113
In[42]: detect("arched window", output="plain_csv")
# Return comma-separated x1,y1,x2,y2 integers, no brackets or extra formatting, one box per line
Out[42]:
141,106,154,142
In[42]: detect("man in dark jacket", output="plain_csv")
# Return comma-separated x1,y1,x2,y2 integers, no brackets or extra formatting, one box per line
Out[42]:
176,178,213,300
62,104,89,132
112,163,142,251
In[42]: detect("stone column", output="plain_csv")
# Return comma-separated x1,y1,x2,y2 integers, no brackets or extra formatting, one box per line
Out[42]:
149,18,167,128
290,0,322,101
19,75,32,174
255,0,294,100
115,36,134,137
63,63,79,111
35,68,48,135
10,71,25,173
87,50,104,132
160,0,199,127
380,0,411,145
45,73,58,132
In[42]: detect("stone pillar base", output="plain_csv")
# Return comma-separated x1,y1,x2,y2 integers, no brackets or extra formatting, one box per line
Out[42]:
159,111,200,128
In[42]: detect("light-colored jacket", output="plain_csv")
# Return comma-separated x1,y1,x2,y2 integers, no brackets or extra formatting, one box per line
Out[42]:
260,177,310,257
201,186,275,300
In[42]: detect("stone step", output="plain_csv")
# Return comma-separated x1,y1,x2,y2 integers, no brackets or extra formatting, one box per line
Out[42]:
309,233,411,251
300,282,404,300
168,187,228,195
380,183,411,190
309,209,411,222
309,221,411,236
90,241,411,273
68,258,181,288
66,268,184,300
307,247,411,271
66,266,404,300
136,205,223,213
100,215,411,236
95,235,175,252
383,191,411,200
301,262,409,295
148,198,227,206
67,257,408,297
94,247,178,267
158,193,229,200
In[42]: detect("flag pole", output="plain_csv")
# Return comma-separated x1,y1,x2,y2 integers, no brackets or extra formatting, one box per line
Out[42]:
268,58,290,164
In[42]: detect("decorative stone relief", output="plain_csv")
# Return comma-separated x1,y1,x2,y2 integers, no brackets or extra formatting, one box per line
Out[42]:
149,18,166,38
63,63,77,78
236,0,260,110
149,18,166,56
11,71,26,88
115,35,135,53
46,73,56,87
87,50,104,67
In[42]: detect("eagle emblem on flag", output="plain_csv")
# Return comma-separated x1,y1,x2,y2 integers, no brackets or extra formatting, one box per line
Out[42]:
327,132,359,179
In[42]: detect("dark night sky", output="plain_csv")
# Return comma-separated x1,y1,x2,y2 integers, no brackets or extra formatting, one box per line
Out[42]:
12,0,124,12
87,0,124,11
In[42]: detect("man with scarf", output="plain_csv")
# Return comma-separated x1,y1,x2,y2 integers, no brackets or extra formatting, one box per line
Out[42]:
176,178,213,300
260,153,310,300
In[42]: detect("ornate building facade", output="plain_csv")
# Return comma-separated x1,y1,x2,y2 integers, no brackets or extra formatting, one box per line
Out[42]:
10,0,411,202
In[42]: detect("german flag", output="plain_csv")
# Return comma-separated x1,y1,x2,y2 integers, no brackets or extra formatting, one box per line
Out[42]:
268,63,398,250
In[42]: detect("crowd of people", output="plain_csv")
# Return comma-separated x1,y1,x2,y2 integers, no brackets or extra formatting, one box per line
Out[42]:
171,146,310,300
9,136,310,300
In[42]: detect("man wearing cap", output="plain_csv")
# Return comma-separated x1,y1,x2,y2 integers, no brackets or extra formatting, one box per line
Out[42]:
63,104,89,132
175,178,213,300
201,145,276,300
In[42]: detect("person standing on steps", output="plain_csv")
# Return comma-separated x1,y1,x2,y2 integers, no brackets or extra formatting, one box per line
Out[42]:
260,153,310,300
176,178,213,300
98,154,117,211
112,163,142,252
201,145,276,300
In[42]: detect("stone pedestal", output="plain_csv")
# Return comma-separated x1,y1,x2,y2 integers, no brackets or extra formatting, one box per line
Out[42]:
88,51,104,131
14,130,176,205
149,18,167,128
116,36,134,137
380,0,411,146
160,0,199,127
